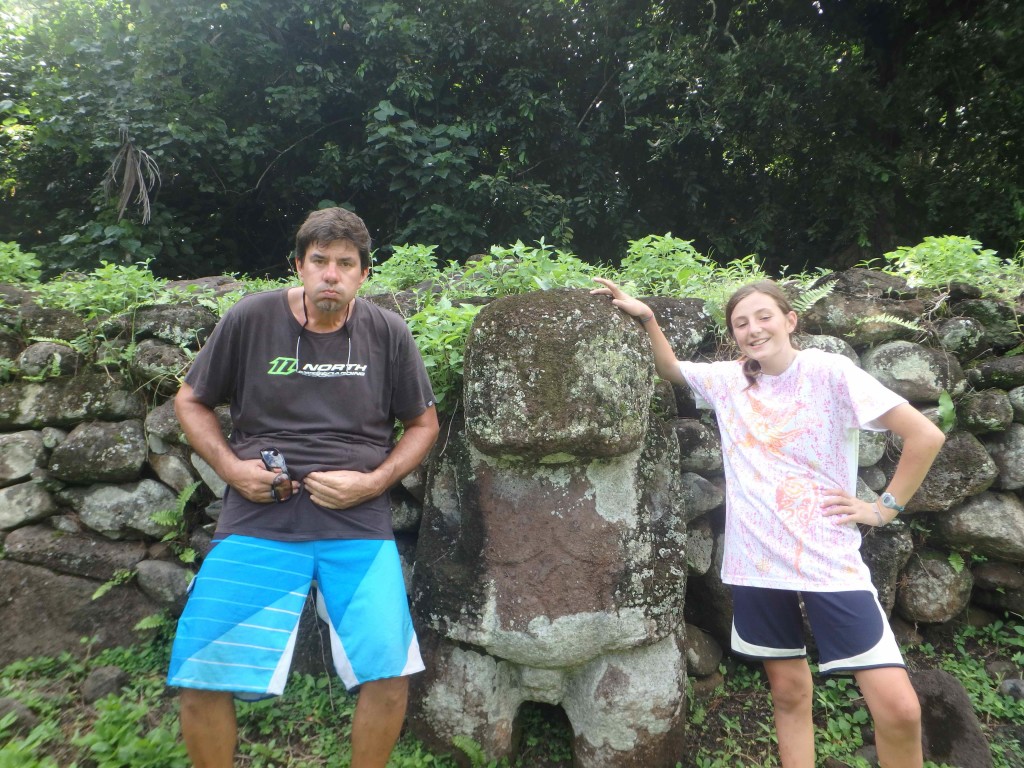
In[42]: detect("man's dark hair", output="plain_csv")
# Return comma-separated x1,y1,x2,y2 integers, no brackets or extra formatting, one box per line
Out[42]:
294,208,372,270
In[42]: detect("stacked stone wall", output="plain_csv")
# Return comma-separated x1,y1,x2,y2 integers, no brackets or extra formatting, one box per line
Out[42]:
1,270,1022,754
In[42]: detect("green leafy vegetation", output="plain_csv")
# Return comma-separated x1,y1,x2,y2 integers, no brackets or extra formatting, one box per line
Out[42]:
5,230,1022,415
150,482,202,565
0,241,40,284
882,236,1024,300
33,260,176,319
3,617,1022,767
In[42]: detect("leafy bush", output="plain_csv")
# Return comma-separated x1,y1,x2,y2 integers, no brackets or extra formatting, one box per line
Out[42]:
451,240,605,298
72,695,189,768
364,244,443,294
617,234,717,296
0,241,41,284
35,260,173,318
882,235,1024,299
406,297,484,412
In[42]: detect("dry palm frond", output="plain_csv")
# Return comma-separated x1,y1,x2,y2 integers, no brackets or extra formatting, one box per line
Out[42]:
103,126,161,223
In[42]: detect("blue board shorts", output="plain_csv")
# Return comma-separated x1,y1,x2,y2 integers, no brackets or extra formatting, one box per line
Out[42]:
730,586,905,675
166,535,424,698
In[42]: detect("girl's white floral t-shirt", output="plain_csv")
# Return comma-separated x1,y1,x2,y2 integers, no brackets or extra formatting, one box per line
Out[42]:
679,348,906,592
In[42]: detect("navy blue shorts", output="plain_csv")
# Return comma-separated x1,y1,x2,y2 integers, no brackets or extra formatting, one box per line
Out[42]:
730,586,904,675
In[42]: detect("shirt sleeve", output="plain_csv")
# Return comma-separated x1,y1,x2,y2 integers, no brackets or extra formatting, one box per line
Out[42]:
833,354,907,431
389,320,436,421
183,301,243,407
677,360,732,410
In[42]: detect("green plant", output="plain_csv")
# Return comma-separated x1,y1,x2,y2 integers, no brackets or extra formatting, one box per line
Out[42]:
91,569,136,601
19,355,62,383
0,241,41,284
617,234,715,297
937,390,956,433
71,695,189,768
452,240,604,298
150,481,201,565
35,260,172,318
450,735,496,768
947,551,967,573
0,358,16,383
882,236,1024,299
406,297,484,413
854,313,924,334
0,717,62,768
790,281,836,314
693,255,770,334
364,244,443,295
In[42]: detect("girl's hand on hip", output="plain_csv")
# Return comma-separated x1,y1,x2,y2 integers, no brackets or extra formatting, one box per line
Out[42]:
820,488,883,526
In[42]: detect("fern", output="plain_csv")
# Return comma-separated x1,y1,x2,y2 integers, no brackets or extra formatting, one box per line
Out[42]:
152,481,202,564
937,390,956,433
134,612,173,632
792,282,836,314
92,569,136,600
948,551,966,574
855,313,923,333
27,334,92,354
451,735,496,768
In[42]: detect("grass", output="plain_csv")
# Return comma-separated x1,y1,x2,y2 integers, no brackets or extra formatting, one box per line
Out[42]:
1,618,1023,767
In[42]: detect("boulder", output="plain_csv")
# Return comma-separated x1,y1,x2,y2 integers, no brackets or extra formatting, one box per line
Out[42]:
895,550,973,624
935,492,1024,562
0,430,46,487
0,481,56,530
959,388,1014,435
1010,385,1024,422
128,339,191,397
912,668,994,768
898,431,998,512
464,289,654,460
0,560,160,666
936,316,986,359
955,298,1020,352
673,419,723,473
968,355,1024,390
57,479,179,540
0,373,145,429
861,341,966,402
48,420,147,484
983,422,1024,490
3,525,146,580
643,296,715,360
859,523,915,616
17,341,83,378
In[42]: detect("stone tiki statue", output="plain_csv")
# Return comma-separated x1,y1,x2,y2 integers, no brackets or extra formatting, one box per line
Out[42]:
409,289,690,767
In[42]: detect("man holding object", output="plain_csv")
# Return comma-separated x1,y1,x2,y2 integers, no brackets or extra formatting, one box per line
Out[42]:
167,207,439,768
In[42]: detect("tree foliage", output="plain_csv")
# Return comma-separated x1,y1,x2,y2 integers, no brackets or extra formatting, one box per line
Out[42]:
1,0,1022,278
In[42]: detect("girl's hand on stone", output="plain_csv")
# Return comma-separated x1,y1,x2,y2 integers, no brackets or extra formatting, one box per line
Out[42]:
591,278,653,319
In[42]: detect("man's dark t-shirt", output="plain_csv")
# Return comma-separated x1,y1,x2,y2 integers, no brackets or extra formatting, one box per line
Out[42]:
184,289,435,541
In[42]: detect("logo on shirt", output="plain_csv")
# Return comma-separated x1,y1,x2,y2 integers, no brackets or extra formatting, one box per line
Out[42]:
267,356,367,377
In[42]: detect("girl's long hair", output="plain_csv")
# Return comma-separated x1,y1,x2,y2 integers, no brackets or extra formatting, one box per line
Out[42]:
724,280,799,388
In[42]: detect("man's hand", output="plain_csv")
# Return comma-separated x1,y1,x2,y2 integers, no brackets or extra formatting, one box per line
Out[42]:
304,469,385,510
225,459,300,504
176,382,298,505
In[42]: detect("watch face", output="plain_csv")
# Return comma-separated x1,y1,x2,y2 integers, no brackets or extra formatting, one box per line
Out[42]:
880,492,900,509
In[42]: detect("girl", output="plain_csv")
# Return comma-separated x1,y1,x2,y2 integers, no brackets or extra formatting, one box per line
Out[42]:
591,277,945,768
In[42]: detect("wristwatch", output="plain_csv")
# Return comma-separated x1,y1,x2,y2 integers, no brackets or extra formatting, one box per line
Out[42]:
879,492,906,514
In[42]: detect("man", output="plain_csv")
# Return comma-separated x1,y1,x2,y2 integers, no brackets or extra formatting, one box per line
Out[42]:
166,207,439,768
